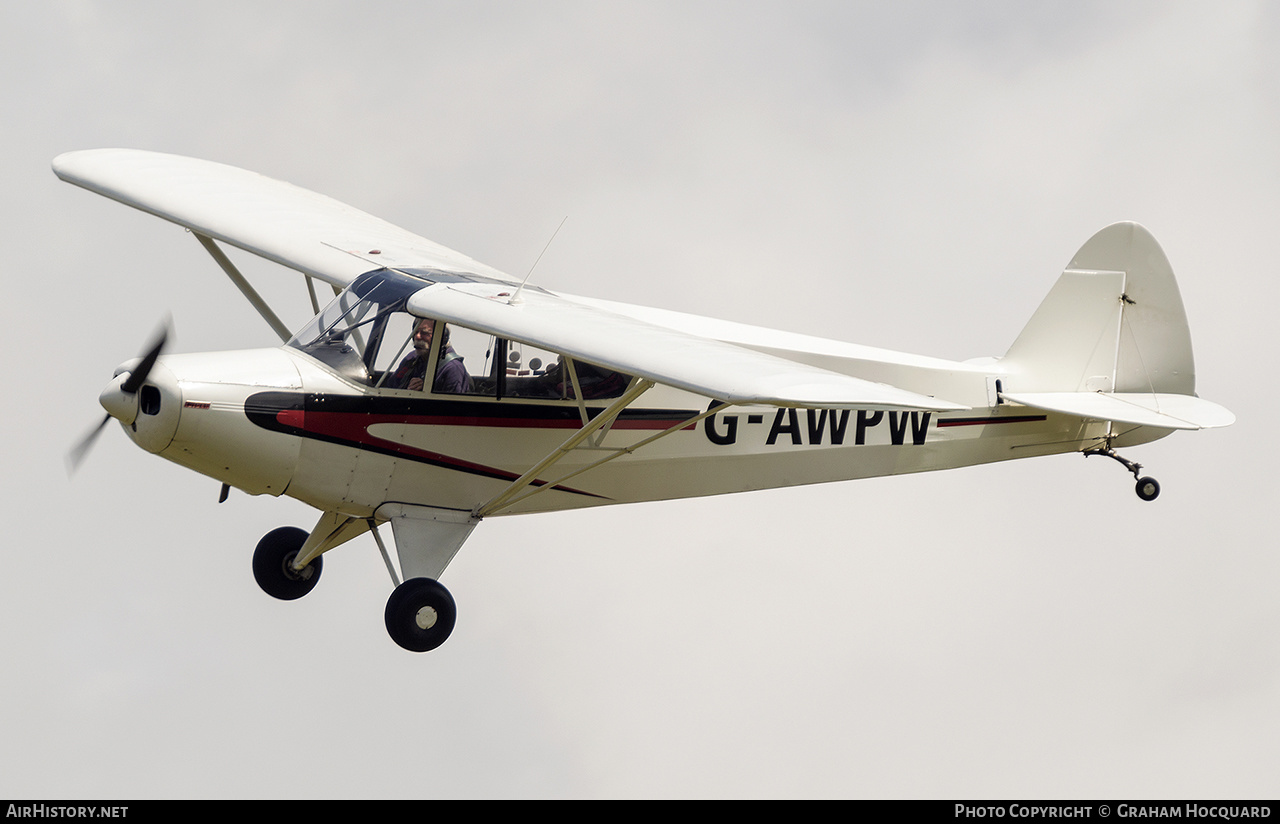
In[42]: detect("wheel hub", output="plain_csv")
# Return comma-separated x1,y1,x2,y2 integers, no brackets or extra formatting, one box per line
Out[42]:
282,551,315,582
414,605,439,630
385,577,457,652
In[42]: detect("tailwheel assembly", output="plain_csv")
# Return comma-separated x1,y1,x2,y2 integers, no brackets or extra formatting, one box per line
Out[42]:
1084,446,1160,502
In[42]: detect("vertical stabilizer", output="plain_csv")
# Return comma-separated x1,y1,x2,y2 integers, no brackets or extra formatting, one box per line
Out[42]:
1002,222,1195,396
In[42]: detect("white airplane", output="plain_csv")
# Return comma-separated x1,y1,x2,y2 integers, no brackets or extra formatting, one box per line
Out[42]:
57,149,1234,652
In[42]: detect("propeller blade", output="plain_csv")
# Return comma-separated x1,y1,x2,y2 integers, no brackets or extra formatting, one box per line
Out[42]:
69,316,172,474
66,413,112,474
120,323,170,394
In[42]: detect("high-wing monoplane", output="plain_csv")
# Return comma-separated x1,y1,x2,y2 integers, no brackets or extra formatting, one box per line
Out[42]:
56,149,1234,652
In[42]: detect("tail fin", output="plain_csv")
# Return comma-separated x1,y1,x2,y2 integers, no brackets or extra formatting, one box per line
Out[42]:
1002,222,1195,395
999,223,1232,432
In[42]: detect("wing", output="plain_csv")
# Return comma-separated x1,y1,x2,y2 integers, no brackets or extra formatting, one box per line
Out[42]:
52,149,514,289
54,149,967,411
408,281,968,411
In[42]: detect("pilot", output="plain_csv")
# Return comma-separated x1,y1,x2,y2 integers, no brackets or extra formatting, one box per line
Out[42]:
388,317,473,394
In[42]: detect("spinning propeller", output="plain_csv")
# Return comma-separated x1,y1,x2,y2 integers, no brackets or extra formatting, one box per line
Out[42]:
67,321,170,472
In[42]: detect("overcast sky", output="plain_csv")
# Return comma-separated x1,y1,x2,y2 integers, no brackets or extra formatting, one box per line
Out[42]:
3,1,1277,799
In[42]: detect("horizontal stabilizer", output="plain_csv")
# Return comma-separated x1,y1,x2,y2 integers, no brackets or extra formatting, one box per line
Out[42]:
1001,391,1234,431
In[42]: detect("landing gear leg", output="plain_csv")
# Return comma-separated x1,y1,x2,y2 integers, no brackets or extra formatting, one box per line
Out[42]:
1084,446,1160,501
373,503,478,653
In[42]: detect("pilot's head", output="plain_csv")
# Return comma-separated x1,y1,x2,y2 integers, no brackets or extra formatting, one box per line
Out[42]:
412,318,448,354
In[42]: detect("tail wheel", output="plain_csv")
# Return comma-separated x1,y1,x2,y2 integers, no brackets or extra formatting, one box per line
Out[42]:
385,578,457,652
1085,446,1163,502
252,526,322,600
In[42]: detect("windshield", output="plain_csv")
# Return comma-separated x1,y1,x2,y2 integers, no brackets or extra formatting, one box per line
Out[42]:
288,269,429,384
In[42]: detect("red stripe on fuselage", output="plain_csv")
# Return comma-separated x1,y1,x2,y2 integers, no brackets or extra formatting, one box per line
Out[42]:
275,408,616,497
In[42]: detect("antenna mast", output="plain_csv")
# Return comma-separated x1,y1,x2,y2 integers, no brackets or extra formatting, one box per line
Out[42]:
509,216,567,305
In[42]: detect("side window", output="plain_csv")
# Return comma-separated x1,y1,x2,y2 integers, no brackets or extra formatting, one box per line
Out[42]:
503,341,569,399
371,319,633,401
375,318,491,395
566,359,632,399
502,341,631,400
434,324,493,396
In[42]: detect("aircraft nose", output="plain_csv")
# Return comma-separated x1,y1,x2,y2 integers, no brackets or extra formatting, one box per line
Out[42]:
99,358,182,454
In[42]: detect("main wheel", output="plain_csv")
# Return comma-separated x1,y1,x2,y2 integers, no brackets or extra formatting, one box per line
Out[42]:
1135,476,1161,501
252,526,322,600
385,577,457,652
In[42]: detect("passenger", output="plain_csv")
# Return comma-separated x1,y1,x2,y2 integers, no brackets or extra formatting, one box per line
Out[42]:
570,361,629,399
388,318,473,393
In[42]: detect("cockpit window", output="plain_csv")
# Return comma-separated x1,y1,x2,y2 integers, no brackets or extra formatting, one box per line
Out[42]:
290,269,634,398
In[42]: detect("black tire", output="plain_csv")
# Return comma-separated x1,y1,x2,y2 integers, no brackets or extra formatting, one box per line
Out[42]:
1135,476,1161,502
252,526,322,600
385,578,457,652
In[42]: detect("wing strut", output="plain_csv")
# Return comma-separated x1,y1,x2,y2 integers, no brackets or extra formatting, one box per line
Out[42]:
193,232,293,342
475,377,655,516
